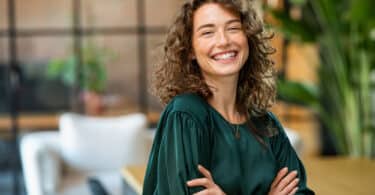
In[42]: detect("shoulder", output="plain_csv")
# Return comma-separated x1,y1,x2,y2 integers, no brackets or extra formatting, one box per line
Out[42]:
266,112,280,126
168,93,209,114
163,93,210,127
172,93,207,109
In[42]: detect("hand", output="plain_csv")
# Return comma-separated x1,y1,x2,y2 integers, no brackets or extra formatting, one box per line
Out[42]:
268,167,299,195
187,164,226,195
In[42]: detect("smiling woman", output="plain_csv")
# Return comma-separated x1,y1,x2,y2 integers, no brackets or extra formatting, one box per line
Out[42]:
143,0,314,195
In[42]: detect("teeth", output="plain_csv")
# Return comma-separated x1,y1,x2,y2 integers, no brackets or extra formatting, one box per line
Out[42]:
213,52,236,60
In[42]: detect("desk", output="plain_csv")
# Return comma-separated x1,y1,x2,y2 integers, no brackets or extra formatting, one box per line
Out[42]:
121,157,375,195
121,165,145,195
303,157,375,195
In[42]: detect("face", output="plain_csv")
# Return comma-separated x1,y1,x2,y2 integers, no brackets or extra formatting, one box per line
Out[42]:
192,3,249,79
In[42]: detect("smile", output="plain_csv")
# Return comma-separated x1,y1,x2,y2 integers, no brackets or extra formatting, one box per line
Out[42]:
211,51,238,61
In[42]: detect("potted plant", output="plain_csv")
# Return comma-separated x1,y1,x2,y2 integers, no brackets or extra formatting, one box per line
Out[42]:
266,0,375,157
46,42,112,115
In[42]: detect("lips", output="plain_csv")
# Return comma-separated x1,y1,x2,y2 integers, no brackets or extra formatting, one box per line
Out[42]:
211,51,238,61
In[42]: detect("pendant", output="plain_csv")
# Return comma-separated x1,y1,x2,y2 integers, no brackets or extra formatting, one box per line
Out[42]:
235,129,240,139
234,125,240,139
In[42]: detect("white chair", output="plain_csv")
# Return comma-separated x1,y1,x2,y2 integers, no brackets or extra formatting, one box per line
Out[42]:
20,112,153,195
284,127,303,155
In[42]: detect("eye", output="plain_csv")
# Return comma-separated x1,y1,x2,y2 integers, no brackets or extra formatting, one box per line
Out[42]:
201,31,213,36
227,26,242,32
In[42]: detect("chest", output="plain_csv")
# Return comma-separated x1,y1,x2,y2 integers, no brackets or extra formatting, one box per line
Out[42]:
209,124,277,194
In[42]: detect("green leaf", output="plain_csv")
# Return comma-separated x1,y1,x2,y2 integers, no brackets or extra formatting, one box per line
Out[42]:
61,56,77,86
277,79,319,107
45,59,65,79
348,0,375,24
289,0,307,6
267,8,316,42
44,43,112,93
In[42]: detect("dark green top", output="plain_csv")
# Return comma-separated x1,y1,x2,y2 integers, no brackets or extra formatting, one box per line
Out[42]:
143,93,314,195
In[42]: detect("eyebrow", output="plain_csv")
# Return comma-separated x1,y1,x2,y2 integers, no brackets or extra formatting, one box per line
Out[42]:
196,19,241,32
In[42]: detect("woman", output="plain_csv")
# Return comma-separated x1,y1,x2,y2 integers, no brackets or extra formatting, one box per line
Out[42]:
143,0,314,194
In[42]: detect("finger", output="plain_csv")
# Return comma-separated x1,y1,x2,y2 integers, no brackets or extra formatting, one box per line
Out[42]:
198,164,213,180
193,189,209,195
288,187,299,195
271,167,288,188
277,170,298,191
280,178,299,194
187,178,212,188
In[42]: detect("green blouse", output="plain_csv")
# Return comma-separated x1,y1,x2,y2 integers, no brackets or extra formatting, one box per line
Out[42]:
143,93,314,195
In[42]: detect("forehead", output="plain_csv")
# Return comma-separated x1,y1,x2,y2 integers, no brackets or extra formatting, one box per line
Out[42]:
193,3,241,28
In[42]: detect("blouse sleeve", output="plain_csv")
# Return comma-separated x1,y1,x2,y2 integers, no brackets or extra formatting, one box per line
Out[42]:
268,112,315,195
143,111,212,195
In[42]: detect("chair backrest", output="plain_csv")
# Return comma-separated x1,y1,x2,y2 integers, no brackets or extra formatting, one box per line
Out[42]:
59,112,150,172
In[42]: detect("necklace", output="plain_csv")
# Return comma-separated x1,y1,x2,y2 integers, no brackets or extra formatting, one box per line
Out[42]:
232,124,240,139
230,112,242,139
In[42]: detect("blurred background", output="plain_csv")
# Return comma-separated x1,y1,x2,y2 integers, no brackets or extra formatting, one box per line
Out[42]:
0,0,374,194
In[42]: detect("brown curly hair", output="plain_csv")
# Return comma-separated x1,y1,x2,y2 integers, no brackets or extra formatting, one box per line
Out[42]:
152,0,276,116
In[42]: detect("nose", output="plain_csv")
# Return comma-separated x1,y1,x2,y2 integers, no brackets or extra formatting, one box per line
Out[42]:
216,30,230,47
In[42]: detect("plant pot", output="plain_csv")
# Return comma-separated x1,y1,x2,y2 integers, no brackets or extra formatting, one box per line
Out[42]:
81,91,103,115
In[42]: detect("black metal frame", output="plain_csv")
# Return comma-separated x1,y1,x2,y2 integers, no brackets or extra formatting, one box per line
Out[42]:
1,0,167,194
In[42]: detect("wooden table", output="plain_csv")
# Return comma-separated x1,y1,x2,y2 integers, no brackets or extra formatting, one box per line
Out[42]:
303,157,375,195
121,157,375,195
121,165,146,195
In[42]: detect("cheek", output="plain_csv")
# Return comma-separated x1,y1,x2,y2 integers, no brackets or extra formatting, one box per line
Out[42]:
193,41,211,58
239,34,249,48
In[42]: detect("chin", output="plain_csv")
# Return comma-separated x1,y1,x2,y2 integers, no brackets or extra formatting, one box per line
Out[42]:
213,67,243,77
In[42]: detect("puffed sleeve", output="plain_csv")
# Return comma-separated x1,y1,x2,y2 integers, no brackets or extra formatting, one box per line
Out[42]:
268,112,315,195
143,111,212,195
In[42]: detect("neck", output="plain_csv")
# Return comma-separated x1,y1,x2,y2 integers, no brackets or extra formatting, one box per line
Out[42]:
204,75,245,124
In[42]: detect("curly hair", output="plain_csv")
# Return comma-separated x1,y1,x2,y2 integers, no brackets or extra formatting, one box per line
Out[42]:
152,0,276,116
